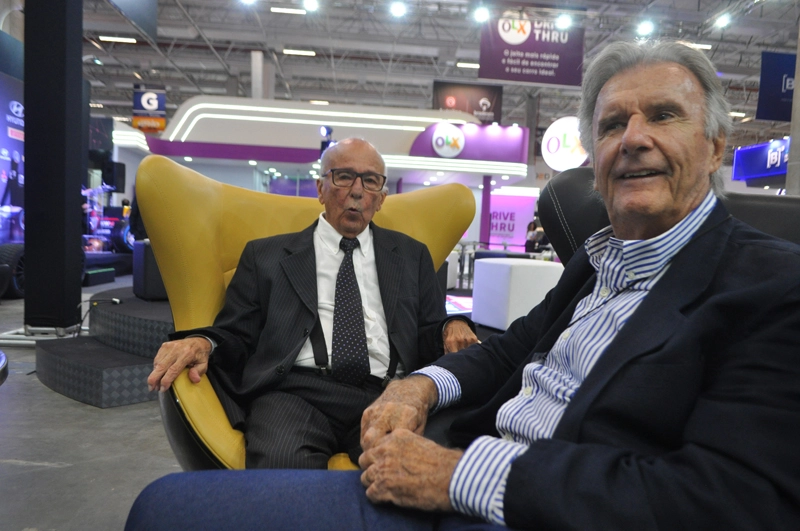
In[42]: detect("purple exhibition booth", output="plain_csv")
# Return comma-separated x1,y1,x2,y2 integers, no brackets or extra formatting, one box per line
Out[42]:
146,122,533,248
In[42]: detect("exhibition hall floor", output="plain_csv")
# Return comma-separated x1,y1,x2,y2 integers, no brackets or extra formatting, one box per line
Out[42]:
0,276,489,530
0,275,178,531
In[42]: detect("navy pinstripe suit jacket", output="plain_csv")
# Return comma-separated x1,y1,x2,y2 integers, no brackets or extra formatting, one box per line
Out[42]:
172,220,446,410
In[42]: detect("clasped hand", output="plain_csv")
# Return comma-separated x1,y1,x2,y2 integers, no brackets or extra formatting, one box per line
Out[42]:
359,376,463,512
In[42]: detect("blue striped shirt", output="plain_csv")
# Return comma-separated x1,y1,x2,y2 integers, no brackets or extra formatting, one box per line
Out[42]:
416,191,717,525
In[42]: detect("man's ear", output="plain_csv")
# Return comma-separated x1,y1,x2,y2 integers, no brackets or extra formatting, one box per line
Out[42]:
376,191,387,211
709,134,726,174
316,179,325,204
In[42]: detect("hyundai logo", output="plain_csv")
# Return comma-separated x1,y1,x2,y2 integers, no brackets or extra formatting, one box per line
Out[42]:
8,101,24,118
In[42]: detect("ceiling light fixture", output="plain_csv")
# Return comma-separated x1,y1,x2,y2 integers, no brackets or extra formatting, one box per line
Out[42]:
681,42,712,50
390,2,406,17
98,36,137,43
303,0,319,12
241,0,257,5
637,20,654,36
555,14,572,30
309,100,329,105
457,62,480,69
715,14,731,28
248,160,258,166
271,7,306,15
729,111,746,117
283,49,316,56
133,72,143,80
474,6,490,23
184,156,193,162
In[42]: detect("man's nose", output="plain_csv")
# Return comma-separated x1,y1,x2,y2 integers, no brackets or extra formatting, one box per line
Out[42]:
349,176,364,196
620,116,653,154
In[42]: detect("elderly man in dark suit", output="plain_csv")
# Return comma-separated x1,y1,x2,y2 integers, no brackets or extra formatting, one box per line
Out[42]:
147,137,476,469
130,40,800,530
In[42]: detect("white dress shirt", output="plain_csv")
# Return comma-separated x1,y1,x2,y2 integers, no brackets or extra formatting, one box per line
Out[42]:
294,214,400,377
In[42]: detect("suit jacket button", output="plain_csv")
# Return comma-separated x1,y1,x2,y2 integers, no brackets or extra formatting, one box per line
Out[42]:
276,365,285,375
303,328,310,336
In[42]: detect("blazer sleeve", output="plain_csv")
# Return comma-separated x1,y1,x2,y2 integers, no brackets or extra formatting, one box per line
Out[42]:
413,243,448,367
501,281,800,530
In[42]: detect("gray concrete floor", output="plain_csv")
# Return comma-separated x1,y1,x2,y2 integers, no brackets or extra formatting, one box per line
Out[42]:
0,275,180,531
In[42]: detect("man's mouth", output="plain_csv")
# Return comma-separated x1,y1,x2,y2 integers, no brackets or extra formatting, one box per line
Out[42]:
619,170,661,179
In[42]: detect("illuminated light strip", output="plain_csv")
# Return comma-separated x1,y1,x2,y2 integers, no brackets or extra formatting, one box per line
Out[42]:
113,131,150,152
491,186,540,196
99,35,137,43
178,113,428,142
383,155,527,176
270,7,306,14
168,103,469,141
283,49,316,56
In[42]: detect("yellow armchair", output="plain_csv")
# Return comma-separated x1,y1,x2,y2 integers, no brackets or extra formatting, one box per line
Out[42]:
135,155,475,471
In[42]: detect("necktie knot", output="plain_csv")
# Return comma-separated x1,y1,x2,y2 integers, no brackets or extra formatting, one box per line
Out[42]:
340,237,359,254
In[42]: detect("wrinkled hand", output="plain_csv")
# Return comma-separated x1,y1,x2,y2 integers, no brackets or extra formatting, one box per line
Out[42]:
443,319,480,354
360,429,463,512
361,376,438,452
147,337,212,392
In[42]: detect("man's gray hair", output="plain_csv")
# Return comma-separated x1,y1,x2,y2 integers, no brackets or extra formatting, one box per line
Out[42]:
578,40,732,194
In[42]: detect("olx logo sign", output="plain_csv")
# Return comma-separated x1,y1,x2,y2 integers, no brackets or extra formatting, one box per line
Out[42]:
140,92,160,111
432,122,465,158
499,12,530,45
541,116,587,172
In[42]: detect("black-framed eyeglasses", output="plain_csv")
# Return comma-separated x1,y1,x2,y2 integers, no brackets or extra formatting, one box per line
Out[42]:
323,169,386,192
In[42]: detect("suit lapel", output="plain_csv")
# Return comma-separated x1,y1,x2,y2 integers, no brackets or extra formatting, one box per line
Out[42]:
371,224,403,329
280,223,318,315
554,203,734,441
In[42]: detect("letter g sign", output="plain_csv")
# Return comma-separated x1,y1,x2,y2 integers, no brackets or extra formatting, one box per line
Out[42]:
141,92,159,111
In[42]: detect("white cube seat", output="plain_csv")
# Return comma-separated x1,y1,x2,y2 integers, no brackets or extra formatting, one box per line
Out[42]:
471,258,564,330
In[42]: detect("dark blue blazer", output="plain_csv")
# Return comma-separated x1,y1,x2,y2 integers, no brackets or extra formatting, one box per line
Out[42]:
435,201,800,530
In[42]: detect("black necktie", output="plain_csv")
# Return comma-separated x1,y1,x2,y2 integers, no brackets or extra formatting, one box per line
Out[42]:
331,237,370,386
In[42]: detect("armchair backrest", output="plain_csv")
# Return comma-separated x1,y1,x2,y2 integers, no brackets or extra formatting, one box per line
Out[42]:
538,167,800,265
135,154,476,332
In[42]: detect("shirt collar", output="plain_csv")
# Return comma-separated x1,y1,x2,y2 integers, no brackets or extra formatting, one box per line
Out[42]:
585,191,718,279
317,213,371,256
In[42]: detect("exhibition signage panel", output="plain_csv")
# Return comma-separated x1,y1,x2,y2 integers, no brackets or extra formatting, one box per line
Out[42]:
0,71,24,214
756,52,795,122
479,13,584,87
409,123,529,163
489,194,536,249
732,138,790,181
132,84,166,133
432,81,503,124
